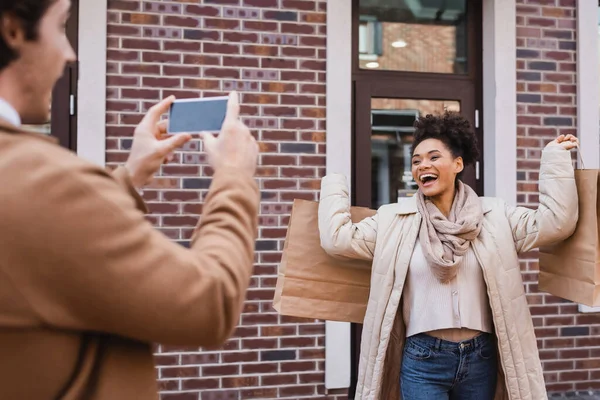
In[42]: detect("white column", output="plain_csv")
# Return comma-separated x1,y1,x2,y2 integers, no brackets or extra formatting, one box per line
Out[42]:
324,0,353,390
482,0,517,205
575,1,600,314
77,0,107,166
576,1,600,170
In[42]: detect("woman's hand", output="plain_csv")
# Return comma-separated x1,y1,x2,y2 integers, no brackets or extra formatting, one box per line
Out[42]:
546,134,579,151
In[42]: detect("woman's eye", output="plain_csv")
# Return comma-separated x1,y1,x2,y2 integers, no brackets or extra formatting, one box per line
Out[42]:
412,160,420,165
431,156,439,161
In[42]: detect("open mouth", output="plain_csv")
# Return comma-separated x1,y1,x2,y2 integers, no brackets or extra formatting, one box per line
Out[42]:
419,173,439,187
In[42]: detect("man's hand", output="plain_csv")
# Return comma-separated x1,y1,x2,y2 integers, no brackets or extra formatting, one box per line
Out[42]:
125,96,192,188
546,134,579,151
201,92,258,177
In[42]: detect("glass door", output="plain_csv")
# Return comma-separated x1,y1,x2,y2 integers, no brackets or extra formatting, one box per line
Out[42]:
369,97,461,208
353,79,481,209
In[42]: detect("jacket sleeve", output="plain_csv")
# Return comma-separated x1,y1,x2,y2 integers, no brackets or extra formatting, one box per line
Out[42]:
110,166,148,213
318,173,377,261
5,162,259,347
504,146,578,253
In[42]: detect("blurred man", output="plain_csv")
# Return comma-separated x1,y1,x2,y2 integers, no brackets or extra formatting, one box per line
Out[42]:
0,0,259,398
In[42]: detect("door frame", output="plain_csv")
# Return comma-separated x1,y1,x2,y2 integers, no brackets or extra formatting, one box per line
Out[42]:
51,0,78,151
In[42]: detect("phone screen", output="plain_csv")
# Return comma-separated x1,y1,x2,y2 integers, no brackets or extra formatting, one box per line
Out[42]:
167,96,228,134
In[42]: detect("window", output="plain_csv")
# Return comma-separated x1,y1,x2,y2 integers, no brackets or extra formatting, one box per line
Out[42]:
357,0,469,74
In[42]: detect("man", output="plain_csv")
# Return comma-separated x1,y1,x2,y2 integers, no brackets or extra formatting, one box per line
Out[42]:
0,0,259,399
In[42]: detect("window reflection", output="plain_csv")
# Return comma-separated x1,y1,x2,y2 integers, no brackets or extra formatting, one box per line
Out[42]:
358,0,468,74
370,98,460,208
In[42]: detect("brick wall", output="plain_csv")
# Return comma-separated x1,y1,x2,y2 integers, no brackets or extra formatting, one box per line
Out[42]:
516,0,600,393
105,0,340,399
105,0,600,398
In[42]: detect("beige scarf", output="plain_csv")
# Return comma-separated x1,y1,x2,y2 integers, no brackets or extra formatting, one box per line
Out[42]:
416,181,484,283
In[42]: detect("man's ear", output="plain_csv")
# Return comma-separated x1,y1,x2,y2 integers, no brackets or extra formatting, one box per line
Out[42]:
454,156,464,174
0,13,26,52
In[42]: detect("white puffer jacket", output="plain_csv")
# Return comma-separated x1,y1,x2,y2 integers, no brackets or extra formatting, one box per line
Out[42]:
318,146,578,400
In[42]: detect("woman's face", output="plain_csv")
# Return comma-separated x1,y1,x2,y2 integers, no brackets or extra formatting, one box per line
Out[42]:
411,138,464,198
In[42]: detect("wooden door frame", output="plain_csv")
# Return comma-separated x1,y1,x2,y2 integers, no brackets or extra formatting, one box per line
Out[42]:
348,1,483,397
51,0,78,151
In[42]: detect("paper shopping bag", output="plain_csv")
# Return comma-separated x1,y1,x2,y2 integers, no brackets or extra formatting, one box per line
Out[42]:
539,169,600,306
273,199,376,323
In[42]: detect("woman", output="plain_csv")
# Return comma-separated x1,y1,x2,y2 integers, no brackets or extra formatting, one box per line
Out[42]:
318,112,578,400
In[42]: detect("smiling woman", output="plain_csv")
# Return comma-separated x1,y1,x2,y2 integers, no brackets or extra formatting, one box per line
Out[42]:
410,112,479,216
319,109,579,399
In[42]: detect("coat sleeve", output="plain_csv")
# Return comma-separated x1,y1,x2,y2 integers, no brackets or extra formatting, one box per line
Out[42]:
110,166,148,213
504,146,578,253
318,174,377,261
4,161,259,347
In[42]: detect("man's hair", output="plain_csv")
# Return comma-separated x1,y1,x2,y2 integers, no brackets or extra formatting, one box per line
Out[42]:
0,0,57,70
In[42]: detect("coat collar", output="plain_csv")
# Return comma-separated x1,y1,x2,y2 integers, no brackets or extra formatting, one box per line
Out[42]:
0,118,58,144
394,193,493,215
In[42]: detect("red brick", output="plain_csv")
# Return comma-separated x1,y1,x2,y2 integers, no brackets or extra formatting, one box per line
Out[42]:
164,16,200,28
142,51,180,63
279,385,316,396
200,390,240,400
243,0,278,7
281,22,315,35
282,0,316,11
281,337,316,347
203,43,240,54
224,31,260,43
162,394,199,400
183,55,220,66
262,374,297,386
205,18,240,30
202,365,240,376
185,5,220,16
122,13,160,25
244,21,278,31
181,378,220,390
281,361,317,373
223,56,260,68
242,338,278,349
222,376,259,388
108,24,141,37
242,363,278,374
161,367,199,378
243,45,278,56
142,77,180,88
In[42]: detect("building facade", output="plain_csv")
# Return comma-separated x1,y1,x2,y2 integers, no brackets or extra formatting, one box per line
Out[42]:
46,0,600,398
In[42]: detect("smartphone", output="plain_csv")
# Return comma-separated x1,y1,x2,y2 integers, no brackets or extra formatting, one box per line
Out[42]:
167,96,228,134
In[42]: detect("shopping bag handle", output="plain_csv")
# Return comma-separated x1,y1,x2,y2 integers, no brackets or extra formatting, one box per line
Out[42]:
577,147,586,170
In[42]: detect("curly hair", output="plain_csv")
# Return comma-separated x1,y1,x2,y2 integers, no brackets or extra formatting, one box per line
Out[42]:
0,0,57,70
411,111,480,170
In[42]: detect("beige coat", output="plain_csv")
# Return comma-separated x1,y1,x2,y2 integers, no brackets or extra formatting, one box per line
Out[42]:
318,147,577,400
0,122,259,399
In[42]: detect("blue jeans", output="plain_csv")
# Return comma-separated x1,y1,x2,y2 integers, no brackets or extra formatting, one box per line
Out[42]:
400,333,498,400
